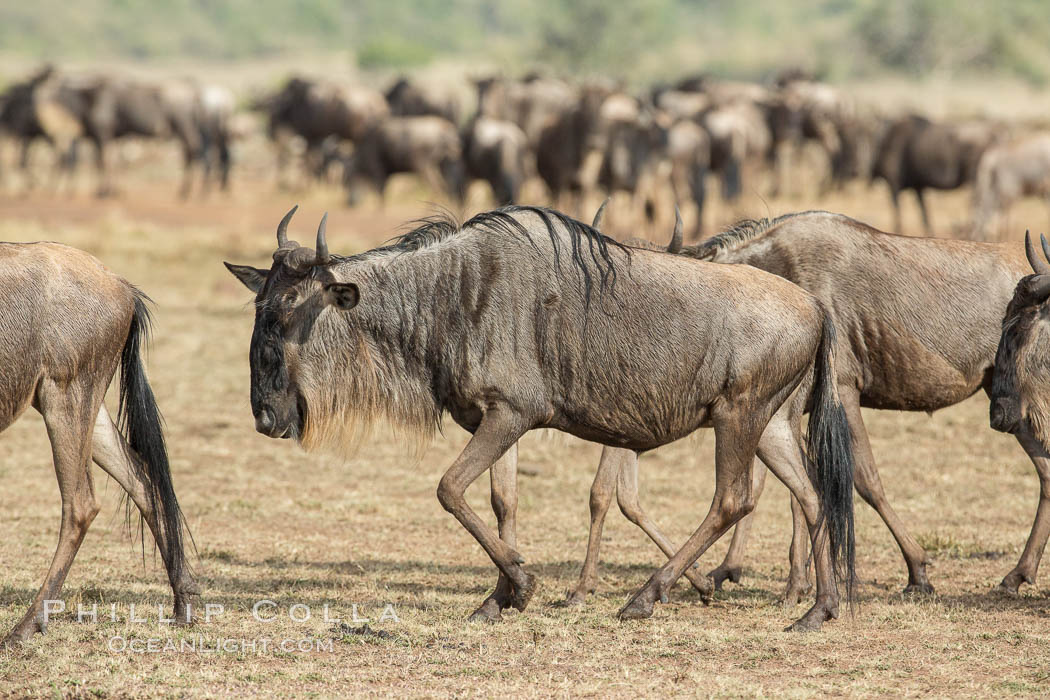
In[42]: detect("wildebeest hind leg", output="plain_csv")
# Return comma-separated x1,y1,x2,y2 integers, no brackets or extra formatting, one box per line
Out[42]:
469,443,519,622
842,391,932,594
755,413,840,632
618,413,763,621
708,461,767,591
781,494,813,607
436,409,537,616
90,407,200,622
3,383,100,646
998,427,1050,595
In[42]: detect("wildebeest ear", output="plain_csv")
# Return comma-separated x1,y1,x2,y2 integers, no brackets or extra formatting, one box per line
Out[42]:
224,262,268,293
325,283,360,310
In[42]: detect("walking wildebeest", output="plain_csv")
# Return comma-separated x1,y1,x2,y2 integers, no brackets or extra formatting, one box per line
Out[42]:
972,134,1050,240
0,243,195,646
568,211,1048,603
872,115,994,233
224,205,856,631
342,116,465,205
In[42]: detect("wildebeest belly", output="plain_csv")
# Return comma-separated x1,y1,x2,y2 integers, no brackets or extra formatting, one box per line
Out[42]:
854,329,988,411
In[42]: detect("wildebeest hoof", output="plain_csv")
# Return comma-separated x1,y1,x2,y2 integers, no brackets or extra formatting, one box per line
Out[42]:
559,590,588,608
617,589,656,621
707,565,742,591
902,582,935,596
509,572,538,612
468,598,503,623
780,580,812,608
2,620,43,646
784,602,833,632
996,571,1031,596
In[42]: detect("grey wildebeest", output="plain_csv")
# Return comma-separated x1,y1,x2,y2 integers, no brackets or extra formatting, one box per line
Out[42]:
571,211,1048,603
0,243,195,646
461,116,530,205
872,115,994,233
342,116,465,205
256,76,389,185
224,205,856,631
972,134,1050,240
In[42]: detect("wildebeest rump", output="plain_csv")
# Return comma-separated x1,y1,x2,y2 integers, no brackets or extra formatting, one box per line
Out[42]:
225,205,856,631
637,211,1044,600
342,115,464,204
0,243,195,646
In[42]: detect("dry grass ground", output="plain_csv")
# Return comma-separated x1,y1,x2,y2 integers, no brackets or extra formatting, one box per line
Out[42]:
0,138,1049,698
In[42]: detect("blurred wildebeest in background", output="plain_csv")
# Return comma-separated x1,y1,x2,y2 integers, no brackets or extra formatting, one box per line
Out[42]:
342,115,464,205
255,75,389,185
461,116,530,205
385,77,460,124
973,133,1050,239
0,65,85,189
0,242,196,646
872,114,996,233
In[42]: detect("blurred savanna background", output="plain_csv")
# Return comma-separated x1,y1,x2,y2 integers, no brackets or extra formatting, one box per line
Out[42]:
2,1,1050,697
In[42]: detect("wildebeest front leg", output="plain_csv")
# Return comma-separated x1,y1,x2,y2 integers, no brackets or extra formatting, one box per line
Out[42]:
90,407,200,622
436,409,537,615
999,427,1050,594
569,447,714,606
3,383,101,646
468,442,519,623
618,415,763,621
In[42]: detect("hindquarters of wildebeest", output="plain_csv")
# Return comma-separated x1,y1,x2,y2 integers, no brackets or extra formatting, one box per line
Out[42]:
0,243,135,430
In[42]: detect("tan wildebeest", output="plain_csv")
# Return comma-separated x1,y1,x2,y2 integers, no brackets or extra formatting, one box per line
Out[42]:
972,134,1050,240
564,211,1048,606
225,205,856,631
0,243,195,646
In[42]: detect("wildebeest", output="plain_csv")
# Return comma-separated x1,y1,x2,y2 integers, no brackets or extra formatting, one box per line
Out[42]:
872,115,994,233
385,77,460,123
342,116,464,205
972,134,1050,239
461,116,530,205
225,205,856,631
0,65,85,189
0,243,195,646
474,75,577,148
588,211,1043,602
255,76,389,184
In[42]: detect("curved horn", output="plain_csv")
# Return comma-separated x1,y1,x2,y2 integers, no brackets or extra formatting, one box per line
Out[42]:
668,206,684,254
1041,233,1050,270
1028,275,1050,304
276,205,299,247
591,197,610,231
315,212,330,264
1025,230,1050,275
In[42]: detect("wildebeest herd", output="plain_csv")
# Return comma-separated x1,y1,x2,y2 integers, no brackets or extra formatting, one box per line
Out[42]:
3,65,1050,649
4,66,1050,239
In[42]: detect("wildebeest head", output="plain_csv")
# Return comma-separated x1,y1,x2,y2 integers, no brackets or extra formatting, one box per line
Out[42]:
990,231,1050,442
224,206,355,443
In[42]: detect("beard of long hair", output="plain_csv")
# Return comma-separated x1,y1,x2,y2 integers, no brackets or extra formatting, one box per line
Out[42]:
294,326,440,462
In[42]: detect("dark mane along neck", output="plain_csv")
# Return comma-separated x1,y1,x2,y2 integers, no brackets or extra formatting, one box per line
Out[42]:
686,210,828,259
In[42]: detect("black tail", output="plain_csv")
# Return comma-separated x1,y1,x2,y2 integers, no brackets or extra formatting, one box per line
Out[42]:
118,293,188,587
805,311,856,605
